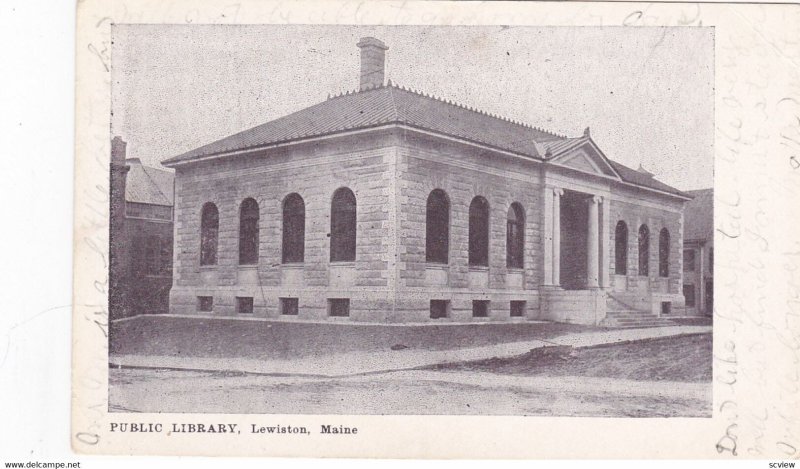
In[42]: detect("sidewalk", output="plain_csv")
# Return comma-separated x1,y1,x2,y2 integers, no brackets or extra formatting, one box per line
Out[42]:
109,325,711,377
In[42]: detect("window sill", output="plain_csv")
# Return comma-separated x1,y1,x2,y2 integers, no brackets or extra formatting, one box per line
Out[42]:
506,267,524,273
281,263,305,268
237,264,258,270
426,263,449,270
199,265,218,271
469,266,489,272
329,261,355,267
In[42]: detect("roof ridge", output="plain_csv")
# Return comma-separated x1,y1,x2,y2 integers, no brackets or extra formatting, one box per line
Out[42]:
387,81,399,122
327,82,389,101
388,81,566,139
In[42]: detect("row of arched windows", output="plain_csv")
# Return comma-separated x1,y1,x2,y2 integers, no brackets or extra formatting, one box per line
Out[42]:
200,189,670,277
200,188,527,269
426,190,526,269
199,188,357,267
614,221,671,277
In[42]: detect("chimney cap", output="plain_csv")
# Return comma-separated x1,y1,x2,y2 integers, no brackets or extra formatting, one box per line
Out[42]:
357,37,388,50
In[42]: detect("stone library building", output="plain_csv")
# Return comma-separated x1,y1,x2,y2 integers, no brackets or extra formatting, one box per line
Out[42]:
161,37,693,326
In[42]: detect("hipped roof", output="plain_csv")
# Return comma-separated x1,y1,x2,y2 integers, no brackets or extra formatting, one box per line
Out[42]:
163,83,688,198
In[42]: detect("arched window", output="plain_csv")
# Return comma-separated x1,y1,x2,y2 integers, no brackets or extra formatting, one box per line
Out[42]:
469,196,490,267
200,202,219,266
330,187,357,262
282,193,305,263
615,221,628,275
506,203,525,269
426,189,450,263
659,228,670,277
238,198,259,265
638,224,650,276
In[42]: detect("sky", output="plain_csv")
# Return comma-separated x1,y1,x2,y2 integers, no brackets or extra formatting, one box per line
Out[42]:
112,25,714,190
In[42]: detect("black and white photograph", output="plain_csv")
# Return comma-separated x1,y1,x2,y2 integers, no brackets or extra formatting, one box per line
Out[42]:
5,0,800,464
107,25,715,417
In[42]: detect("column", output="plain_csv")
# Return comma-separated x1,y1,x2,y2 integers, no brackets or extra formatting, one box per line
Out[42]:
552,188,563,286
698,244,705,313
600,196,611,288
587,195,601,288
542,187,554,286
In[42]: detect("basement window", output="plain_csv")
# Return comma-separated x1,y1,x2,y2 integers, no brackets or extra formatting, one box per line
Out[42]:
328,298,350,317
510,301,526,317
472,300,489,318
280,297,299,316
198,296,213,312
661,302,672,315
430,300,449,319
236,297,254,315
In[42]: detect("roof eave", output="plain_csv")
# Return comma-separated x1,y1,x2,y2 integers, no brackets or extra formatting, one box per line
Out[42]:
162,121,546,168
161,122,400,168
611,179,693,201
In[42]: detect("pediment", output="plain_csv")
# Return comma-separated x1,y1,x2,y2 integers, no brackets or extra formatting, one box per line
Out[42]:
550,141,620,179
559,152,601,173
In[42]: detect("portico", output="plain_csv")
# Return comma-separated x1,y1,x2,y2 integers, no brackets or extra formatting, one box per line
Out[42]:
539,144,619,324
543,187,610,292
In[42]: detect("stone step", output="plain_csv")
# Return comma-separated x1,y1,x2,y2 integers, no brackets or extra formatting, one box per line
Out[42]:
606,313,661,320
611,317,662,323
609,323,677,329
607,316,663,323
602,324,676,330
611,319,675,326
606,311,658,318
601,309,678,328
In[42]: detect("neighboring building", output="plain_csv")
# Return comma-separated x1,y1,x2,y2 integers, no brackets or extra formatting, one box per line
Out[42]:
682,188,713,316
161,37,694,326
109,137,175,319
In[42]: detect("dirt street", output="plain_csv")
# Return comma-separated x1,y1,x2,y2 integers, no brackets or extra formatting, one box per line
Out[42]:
109,367,710,417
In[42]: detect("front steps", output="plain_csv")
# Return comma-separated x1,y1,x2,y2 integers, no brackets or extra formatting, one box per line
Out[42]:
602,293,677,328
542,290,679,328
601,310,677,328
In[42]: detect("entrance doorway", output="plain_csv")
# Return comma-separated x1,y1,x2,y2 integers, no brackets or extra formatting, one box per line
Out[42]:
559,190,590,290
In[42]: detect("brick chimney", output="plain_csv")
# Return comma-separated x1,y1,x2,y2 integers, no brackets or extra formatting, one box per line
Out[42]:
111,135,128,167
109,136,130,320
357,37,388,90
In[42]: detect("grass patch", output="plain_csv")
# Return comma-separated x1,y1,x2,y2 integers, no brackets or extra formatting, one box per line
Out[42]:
110,316,596,360
431,333,712,382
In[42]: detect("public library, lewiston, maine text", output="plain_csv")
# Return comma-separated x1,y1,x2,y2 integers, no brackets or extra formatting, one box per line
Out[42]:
108,422,358,435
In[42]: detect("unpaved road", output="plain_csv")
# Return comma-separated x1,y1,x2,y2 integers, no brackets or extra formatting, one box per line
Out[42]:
109,367,711,417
